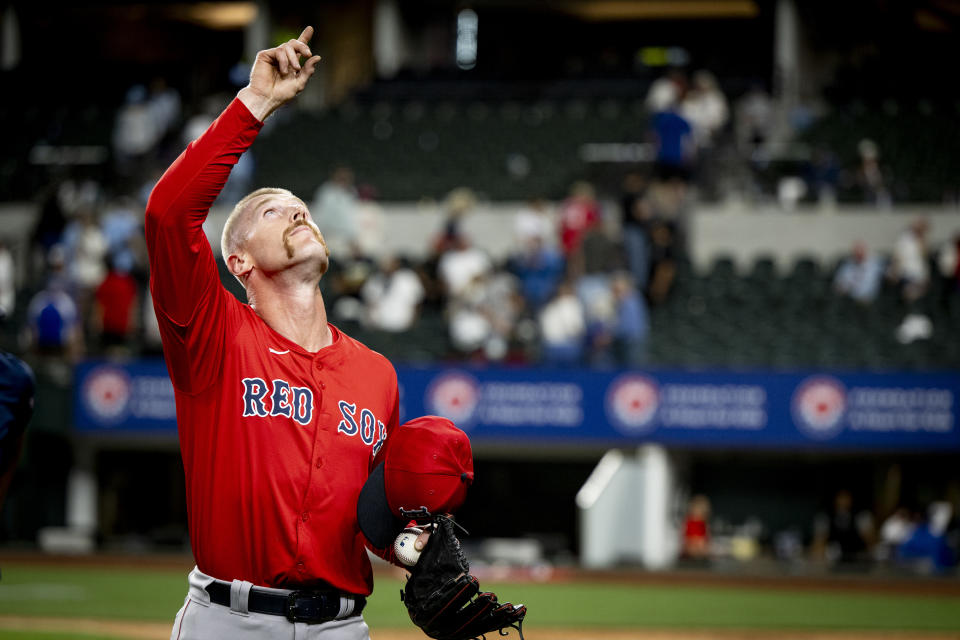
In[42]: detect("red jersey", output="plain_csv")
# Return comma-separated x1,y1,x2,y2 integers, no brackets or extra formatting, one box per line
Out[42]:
558,197,600,255
95,270,137,335
145,98,399,595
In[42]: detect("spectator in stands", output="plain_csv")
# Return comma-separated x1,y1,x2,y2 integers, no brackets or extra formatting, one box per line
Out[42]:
507,235,565,312
877,506,916,563
433,187,477,255
514,198,554,250
681,494,711,560
680,70,728,201
113,84,163,175
833,242,885,304
146,77,182,145
620,172,653,293
57,176,102,219
63,208,108,290
647,219,680,305
437,234,493,301
448,269,520,362
812,489,875,566
558,181,601,257
311,166,359,256
681,70,728,151
538,280,586,366
889,218,930,304
181,95,227,146
361,255,425,333
26,248,81,359
650,97,695,184
804,147,841,206
854,139,892,209
447,276,493,358
30,185,68,281
572,222,622,365
645,69,687,115
610,273,649,366
581,288,616,368
735,84,773,158
93,256,139,352
936,232,960,299
327,243,377,322
100,197,142,275
896,502,956,573
353,185,386,258
0,239,14,319
890,219,934,344
584,271,650,368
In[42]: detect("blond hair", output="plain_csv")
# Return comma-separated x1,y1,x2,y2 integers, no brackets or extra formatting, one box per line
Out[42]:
220,187,294,260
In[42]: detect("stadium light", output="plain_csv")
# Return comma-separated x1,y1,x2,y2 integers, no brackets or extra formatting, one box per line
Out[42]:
456,9,478,70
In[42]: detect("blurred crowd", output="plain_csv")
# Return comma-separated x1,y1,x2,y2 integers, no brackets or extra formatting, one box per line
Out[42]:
312,176,662,367
1,72,959,368
833,218,960,344
640,68,947,209
6,162,958,370
679,490,960,575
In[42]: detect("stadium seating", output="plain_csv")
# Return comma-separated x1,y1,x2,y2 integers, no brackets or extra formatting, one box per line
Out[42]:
254,97,646,201
340,252,957,372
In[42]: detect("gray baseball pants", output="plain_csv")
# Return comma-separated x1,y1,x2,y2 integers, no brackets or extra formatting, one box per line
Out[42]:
170,567,370,640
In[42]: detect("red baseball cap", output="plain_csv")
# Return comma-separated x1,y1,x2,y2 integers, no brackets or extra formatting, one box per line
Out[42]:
357,416,474,549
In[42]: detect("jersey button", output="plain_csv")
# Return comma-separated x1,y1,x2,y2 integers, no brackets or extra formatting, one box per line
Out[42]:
316,458,324,468
314,361,324,370
296,562,305,572
301,511,310,522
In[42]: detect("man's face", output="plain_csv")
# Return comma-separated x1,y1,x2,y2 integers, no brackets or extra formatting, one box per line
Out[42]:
240,193,329,277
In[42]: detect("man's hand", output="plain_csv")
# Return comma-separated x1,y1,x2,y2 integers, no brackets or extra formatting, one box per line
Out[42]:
414,529,431,553
238,26,322,122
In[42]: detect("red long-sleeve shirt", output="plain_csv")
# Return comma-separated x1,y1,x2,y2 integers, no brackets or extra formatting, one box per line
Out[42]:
145,98,399,594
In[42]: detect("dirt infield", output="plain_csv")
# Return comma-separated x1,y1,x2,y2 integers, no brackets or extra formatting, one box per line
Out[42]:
1,618,959,640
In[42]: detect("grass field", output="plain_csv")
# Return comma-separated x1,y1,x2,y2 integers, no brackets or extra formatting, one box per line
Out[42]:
1,558,959,639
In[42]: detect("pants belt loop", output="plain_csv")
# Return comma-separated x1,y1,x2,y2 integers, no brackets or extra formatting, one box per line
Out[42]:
338,596,354,619
230,579,254,614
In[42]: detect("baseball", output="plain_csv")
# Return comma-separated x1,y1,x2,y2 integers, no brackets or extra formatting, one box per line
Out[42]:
394,527,423,566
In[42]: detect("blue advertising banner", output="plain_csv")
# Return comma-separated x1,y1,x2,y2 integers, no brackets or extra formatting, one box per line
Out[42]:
74,360,177,434
74,360,960,450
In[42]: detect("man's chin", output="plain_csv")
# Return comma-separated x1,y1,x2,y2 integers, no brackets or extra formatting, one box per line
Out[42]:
292,247,330,278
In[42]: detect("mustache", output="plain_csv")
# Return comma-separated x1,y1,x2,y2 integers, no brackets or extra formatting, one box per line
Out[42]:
283,220,316,242
282,220,329,261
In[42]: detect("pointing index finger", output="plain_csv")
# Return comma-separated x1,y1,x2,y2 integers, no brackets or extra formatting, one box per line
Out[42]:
298,26,314,44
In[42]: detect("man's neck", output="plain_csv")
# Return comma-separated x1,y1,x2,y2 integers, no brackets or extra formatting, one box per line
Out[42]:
247,279,332,352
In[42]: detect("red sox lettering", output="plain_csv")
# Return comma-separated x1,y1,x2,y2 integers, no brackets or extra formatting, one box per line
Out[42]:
241,377,313,425
240,378,389,452
337,400,388,455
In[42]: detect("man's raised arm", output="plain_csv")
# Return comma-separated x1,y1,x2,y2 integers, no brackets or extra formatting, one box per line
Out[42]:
144,28,321,392
145,26,322,323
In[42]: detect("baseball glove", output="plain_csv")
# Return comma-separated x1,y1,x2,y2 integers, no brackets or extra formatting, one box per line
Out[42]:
401,515,526,640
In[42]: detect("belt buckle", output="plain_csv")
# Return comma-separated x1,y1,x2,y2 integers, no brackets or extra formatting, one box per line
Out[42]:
285,590,333,624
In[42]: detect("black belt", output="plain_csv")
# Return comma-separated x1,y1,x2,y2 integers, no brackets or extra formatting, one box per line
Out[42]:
204,581,366,624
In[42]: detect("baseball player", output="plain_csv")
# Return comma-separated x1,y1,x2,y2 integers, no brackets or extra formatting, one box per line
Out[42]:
146,27,428,640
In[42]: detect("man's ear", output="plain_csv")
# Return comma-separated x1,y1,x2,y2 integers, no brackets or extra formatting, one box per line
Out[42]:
227,252,252,282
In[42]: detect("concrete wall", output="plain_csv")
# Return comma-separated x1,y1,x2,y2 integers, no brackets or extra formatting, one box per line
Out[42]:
7,201,959,274
208,202,959,271
689,204,960,274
